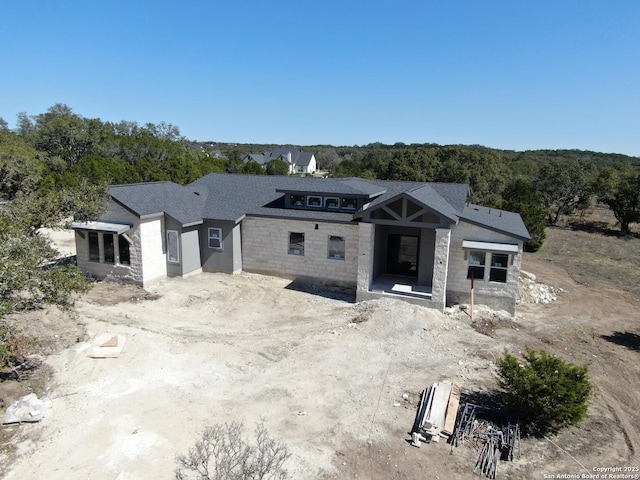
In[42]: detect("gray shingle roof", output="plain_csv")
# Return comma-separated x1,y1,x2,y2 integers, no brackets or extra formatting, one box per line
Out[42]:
461,204,531,241
242,148,315,167
110,182,208,226
295,151,315,167
107,174,530,241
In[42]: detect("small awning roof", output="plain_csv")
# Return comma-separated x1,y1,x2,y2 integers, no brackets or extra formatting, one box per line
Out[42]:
70,221,131,234
462,240,519,254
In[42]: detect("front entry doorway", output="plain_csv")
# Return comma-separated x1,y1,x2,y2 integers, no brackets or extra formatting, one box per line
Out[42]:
386,234,419,277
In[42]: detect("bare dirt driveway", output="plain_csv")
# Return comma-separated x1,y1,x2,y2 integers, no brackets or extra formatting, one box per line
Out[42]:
2,240,639,479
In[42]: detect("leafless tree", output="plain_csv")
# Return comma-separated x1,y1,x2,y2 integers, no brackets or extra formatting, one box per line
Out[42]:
175,421,290,480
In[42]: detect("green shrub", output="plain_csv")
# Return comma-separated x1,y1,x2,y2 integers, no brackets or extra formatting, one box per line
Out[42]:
497,347,592,432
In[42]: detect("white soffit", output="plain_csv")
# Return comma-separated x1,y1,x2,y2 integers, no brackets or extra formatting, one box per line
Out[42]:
70,221,131,234
462,240,519,254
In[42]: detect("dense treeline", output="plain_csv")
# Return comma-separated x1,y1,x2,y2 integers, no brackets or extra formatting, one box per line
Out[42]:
3,104,640,252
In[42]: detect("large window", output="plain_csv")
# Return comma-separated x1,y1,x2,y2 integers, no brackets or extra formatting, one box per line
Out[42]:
119,235,131,265
167,230,180,263
467,251,486,280
208,227,222,249
103,234,115,264
88,232,100,262
490,254,509,283
288,232,305,256
328,235,345,260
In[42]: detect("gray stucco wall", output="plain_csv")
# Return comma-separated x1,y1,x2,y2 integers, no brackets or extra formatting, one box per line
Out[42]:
200,220,241,274
164,218,203,277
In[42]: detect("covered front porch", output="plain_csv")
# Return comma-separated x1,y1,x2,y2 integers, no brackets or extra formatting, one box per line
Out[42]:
369,274,433,301
355,190,455,311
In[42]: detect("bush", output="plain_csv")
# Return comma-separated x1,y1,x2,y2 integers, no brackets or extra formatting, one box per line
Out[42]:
497,347,592,433
175,421,290,480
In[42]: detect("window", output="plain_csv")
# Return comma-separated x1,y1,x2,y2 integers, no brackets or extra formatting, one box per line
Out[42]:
490,253,509,283
325,197,339,209
328,235,345,260
103,234,115,264
119,235,131,265
341,197,357,210
88,232,100,262
297,165,305,173
288,232,305,256
307,196,322,207
290,194,305,207
208,227,223,249
467,251,486,280
167,230,180,263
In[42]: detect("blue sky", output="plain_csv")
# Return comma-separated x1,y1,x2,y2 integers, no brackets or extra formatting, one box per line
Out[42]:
2,1,639,156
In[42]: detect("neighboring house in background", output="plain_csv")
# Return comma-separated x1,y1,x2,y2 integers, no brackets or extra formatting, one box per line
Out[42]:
242,147,317,174
71,174,530,314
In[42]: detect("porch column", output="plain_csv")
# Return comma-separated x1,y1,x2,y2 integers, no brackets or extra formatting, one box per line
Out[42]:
431,228,451,311
356,222,375,301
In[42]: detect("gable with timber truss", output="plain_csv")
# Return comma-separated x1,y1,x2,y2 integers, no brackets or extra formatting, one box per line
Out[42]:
359,193,458,229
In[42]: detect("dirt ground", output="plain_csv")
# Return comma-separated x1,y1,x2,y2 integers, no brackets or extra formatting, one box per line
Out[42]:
1,230,639,479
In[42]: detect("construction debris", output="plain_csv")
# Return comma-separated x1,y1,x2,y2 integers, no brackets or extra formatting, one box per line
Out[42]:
450,402,520,479
411,380,460,445
411,394,521,478
84,332,126,358
3,393,49,424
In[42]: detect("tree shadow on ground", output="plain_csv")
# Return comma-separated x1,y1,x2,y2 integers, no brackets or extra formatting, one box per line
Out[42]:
601,331,640,352
568,220,639,239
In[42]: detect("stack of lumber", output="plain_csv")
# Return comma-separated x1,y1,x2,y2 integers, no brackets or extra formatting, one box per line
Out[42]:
411,380,460,446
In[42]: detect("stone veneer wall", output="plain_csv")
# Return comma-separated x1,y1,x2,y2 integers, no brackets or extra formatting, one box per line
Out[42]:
430,228,451,311
446,221,523,314
241,216,359,285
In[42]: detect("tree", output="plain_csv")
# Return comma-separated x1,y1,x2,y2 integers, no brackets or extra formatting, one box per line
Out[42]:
175,421,290,480
242,161,266,175
315,148,341,172
0,178,108,317
501,179,547,251
497,348,592,433
265,159,290,176
0,129,45,200
533,159,596,225
331,158,361,177
594,167,640,234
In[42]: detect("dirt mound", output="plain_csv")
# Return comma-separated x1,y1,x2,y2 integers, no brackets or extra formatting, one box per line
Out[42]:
517,270,564,304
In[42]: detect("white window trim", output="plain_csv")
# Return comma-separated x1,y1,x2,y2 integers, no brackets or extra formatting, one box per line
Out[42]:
208,227,223,250
167,230,180,263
